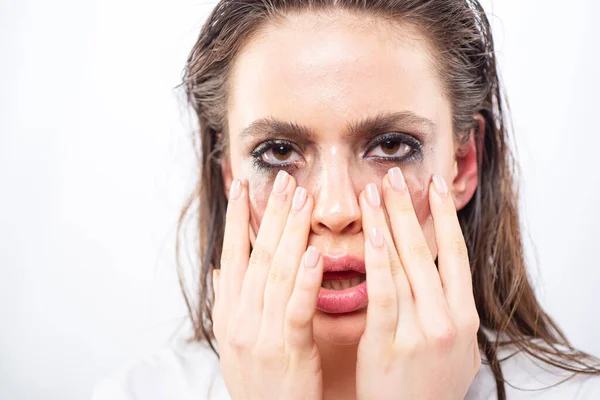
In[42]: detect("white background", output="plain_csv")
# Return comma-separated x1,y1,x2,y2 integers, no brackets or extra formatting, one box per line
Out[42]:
1,1,599,399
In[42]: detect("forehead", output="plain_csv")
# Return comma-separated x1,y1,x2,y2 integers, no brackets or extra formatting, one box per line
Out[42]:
227,11,450,138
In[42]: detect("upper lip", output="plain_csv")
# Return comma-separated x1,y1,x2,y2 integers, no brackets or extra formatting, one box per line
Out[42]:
322,255,366,274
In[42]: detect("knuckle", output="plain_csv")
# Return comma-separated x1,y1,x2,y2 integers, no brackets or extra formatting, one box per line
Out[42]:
389,258,404,277
267,264,292,285
249,246,272,268
395,199,415,215
286,299,311,328
409,241,433,261
398,334,426,357
372,291,396,311
429,323,457,351
464,312,481,334
226,318,252,353
220,243,235,265
226,329,249,353
453,239,469,261
286,308,309,332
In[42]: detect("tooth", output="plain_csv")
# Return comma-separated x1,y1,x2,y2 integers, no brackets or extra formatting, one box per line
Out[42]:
323,278,367,290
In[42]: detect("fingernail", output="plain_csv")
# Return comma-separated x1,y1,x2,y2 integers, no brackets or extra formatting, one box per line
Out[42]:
432,174,448,196
273,170,289,194
388,167,406,191
366,183,380,207
369,227,384,249
304,246,320,268
229,179,242,200
292,186,307,211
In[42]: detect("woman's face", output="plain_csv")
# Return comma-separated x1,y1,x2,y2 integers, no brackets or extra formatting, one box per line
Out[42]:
222,12,477,345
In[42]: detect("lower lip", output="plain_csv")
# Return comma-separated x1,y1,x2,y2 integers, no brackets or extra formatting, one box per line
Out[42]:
317,280,368,314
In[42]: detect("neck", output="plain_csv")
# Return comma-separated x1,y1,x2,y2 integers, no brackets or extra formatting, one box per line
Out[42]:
317,340,358,400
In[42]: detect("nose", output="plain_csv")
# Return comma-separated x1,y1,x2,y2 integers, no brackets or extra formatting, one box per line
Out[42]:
311,163,362,236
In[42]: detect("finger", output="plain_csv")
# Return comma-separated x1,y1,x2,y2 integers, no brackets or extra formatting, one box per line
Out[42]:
212,269,220,304
238,170,296,317
212,269,221,335
360,185,415,325
358,186,398,344
381,168,449,328
284,246,323,352
219,178,250,317
429,174,476,312
260,187,313,340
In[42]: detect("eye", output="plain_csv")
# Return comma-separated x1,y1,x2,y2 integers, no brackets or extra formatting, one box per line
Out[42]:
253,141,302,167
365,137,414,159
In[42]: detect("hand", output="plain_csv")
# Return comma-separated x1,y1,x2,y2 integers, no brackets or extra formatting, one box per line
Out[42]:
356,167,481,400
212,170,324,400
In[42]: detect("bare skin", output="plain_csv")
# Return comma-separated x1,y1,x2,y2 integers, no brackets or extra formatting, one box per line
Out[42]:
214,10,481,400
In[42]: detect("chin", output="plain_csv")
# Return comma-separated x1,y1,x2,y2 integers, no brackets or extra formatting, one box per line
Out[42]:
313,307,367,346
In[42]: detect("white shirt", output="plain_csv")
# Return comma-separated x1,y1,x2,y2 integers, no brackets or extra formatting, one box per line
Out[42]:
92,329,600,399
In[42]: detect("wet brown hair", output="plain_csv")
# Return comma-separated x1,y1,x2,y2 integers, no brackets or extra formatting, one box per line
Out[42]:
176,0,600,398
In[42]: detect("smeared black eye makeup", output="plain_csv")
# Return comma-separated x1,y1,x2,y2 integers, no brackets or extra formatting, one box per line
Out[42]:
362,132,423,164
249,132,423,174
250,139,303,174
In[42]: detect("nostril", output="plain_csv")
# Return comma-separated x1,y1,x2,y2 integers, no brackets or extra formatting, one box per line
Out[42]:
342,220,361,235
315,219,360,235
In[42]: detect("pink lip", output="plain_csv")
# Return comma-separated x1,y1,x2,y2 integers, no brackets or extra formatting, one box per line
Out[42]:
317,255,368,314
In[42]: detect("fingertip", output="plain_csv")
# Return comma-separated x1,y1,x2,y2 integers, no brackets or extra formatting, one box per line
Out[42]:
304,191,315,211
428,178,444,208
429,176,456,215
303,245,320,269
299,246,323,290
358,189,369,209
382,173,393,193
432,174,449,196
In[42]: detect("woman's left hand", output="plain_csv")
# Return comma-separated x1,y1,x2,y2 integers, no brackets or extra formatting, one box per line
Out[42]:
356,167,481,400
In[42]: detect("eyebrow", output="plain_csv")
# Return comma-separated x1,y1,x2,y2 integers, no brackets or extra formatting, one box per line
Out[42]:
238,111,436,142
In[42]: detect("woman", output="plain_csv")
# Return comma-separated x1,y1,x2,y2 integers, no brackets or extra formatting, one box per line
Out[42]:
92,0,600,399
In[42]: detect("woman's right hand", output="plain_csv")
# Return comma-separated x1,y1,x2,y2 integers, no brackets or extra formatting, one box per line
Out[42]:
212,170,324,400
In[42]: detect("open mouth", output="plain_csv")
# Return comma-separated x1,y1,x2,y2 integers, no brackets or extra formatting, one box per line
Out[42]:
321,271,366,290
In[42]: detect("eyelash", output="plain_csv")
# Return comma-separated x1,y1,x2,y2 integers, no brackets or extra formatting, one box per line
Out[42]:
250,140,303,173
250,133,423,173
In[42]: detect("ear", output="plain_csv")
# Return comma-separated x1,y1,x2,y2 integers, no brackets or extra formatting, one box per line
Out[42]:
218,132,234,199
451,114,484,211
